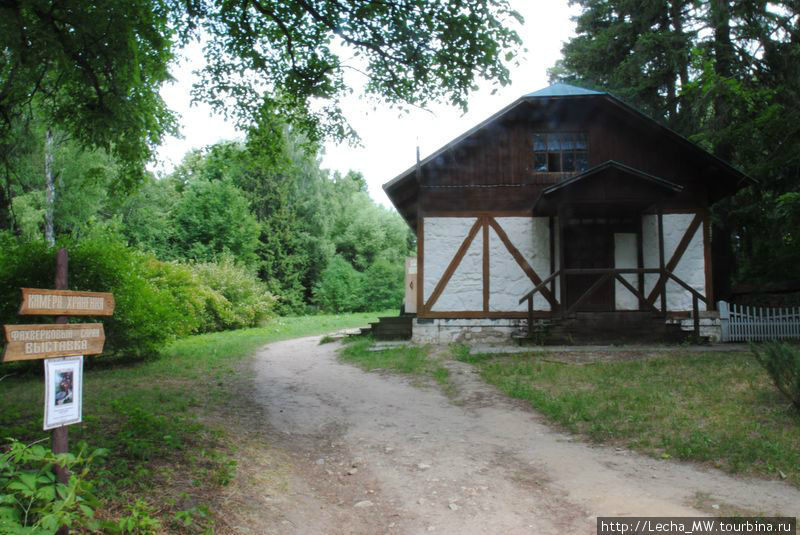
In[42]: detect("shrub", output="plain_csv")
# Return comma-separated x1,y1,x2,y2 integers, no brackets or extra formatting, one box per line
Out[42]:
751,341,800,411
0,439,106,534
68,235,189,357
0,233,185,358
361,258,404,312
312,256,363,313
190,255,274,330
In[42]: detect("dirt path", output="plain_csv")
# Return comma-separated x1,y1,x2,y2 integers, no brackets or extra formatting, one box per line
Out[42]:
236,336,799,534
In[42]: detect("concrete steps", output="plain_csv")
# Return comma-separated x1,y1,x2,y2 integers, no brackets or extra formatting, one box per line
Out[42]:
360,315,414,340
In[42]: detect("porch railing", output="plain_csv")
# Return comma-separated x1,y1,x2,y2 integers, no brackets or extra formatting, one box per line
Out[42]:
518,268,707,338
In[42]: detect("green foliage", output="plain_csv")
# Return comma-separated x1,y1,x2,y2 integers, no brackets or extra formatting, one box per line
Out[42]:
751,342,800,411
312,256,364,313
112,499,162,535
361,259,404,311
0,1,177,187
0,439,107,534
551,0,800,288
191,256,275,331
0,232,274,359
170,179,260,267
196,0,522,141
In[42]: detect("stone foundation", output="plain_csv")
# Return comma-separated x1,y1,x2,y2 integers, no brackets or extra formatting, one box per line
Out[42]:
412,318,524,344
668,317,723,342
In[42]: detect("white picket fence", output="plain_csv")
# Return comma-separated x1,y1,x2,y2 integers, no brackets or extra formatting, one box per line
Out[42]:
718,301,800,342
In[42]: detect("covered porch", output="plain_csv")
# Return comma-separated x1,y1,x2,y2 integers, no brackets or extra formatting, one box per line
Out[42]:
521,161,712,339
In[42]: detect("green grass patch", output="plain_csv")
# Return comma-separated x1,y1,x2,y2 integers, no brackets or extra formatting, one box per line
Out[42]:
339,338,457,395
457,350,800,486
0,310,387,531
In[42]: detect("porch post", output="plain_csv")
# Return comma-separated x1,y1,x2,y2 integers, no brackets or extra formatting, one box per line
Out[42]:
558,205,567,318
636,214,645,311
657,206,666,315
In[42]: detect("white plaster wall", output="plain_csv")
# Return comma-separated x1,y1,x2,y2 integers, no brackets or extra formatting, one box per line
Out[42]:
665,214,706,311
640,214,707,312
423,218,477,303
431,231,483,311
614,233,639,310
642,214,660,296
489,217,553,312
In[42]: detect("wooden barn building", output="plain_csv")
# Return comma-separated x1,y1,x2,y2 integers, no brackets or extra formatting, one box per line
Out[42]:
383,83,752,344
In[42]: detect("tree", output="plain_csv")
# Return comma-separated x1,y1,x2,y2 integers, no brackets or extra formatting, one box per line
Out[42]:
170,179,260,266
551,0,800,289
312,255,363,313
195,0,523,142
0,0,177,186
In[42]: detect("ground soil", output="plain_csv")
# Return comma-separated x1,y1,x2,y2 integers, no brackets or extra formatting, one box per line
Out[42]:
213,336,800,534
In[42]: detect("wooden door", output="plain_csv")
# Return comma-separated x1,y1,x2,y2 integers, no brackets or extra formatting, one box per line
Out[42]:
564,224,614,311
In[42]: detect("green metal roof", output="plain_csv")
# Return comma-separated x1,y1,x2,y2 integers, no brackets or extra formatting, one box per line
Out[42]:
525,82,605,98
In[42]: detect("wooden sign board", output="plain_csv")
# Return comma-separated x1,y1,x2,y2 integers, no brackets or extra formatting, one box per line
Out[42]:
3,324,105,362
19,288,114,316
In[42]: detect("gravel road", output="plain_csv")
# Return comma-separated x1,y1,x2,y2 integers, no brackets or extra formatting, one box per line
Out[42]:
242,335,799,535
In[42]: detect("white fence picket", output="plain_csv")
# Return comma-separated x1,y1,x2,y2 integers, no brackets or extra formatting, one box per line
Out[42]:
718,300,800,342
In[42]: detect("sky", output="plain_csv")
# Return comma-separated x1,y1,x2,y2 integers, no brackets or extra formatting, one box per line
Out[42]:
151,1,581,207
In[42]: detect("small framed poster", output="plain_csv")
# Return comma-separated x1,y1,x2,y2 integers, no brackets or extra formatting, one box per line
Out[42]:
43,355,83,430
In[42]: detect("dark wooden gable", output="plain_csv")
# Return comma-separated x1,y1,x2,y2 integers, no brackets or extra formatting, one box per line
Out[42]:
384,86,752,229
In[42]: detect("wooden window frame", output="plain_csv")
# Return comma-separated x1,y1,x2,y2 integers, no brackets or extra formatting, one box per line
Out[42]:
533,132,589,173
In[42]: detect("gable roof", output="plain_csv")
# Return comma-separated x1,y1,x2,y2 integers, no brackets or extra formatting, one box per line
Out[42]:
383,83,755,226
542,160,684,195
533,160,684,215
525,82,605,98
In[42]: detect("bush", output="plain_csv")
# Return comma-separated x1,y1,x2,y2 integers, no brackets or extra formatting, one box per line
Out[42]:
751,341,800,411
190,255,274,330
0,233,184,358
0,233,274,359
361,258,404,312
312,256,363,313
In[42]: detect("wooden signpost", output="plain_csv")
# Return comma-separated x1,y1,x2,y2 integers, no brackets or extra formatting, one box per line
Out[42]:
1,248,113,535
2,323,105,362
19,288,114,317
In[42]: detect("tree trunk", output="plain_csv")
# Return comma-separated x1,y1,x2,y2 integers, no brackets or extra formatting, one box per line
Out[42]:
45,128,55,246
709,0,736,300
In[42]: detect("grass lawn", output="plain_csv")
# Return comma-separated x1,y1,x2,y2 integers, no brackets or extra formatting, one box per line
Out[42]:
339,337,455,394
0,311,388,533
455,347,800,487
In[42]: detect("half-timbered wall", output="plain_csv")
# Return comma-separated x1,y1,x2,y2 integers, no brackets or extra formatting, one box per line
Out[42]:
614,233,639,310
421,215,557,316
643,213,708,311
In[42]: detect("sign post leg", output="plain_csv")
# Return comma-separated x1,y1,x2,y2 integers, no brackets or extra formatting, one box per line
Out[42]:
52,247,69,535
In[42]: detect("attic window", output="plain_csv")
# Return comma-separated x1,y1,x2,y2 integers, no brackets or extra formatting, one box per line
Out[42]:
533,133,589,173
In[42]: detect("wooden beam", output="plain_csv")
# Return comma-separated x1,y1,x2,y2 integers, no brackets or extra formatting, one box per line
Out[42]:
424,218,483,312
419,311,550,320
482,217,490,312
636,217,645,309
703,211,715,310
417,217,424,313
549,216,556,297
646,213,704,307
614,274,659,314
658,208,666,314
558,208,567,317
486,217,558,308
565,272,614,316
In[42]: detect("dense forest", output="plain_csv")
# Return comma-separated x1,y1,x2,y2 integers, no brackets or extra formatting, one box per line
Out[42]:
549,0,800,294
0,0,523,355
0,114,415,353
